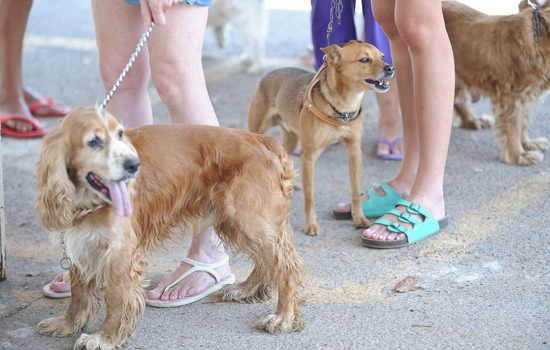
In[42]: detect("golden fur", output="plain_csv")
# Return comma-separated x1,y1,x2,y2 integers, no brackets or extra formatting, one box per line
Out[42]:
248,40,394,235
443,0,550,165
35,107,307,349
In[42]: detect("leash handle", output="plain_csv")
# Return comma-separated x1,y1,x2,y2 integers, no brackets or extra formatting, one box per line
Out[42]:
99,22,155,110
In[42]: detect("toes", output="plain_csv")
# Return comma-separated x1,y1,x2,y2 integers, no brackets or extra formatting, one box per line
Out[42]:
336,202,351,212
50,282,70,293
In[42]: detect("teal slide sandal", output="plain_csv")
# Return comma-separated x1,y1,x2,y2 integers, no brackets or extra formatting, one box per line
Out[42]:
332,182,404,219
361,200,449,249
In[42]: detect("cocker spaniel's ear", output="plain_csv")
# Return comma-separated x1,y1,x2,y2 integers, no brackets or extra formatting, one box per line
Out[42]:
35,127,75,232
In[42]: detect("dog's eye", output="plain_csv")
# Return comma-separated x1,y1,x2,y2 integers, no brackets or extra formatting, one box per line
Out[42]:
381,55,385,61
360,57,370,63
118,129,124,139
87,136,103,149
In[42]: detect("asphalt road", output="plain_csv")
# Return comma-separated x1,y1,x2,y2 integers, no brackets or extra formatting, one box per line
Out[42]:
0,1,549,349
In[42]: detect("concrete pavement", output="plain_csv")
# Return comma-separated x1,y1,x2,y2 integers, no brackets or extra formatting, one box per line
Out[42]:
1,1,549,349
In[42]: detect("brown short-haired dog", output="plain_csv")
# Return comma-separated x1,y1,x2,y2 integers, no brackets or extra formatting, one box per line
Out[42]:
443,0,550,165
248,40,394,235
35,107,307,349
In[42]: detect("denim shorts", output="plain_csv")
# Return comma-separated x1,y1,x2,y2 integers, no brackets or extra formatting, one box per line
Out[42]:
124,0,211,6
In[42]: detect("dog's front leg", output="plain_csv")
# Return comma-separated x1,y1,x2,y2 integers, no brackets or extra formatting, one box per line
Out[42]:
75,247,146,350
493,99,544,165
343,138,371,229
300,146,323,236
38,268,100,338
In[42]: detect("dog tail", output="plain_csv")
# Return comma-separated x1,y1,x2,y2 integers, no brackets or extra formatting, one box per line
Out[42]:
256,134,297,199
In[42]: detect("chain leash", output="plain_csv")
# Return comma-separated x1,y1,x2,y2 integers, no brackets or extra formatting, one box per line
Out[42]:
526,0,548,42
327,0,343,47
59,232,73,270
99,22,155,110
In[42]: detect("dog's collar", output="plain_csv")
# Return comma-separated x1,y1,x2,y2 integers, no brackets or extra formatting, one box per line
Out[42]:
329,102,360,122
303,62,361,126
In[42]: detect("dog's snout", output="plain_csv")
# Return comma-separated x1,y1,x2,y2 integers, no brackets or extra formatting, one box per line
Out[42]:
124,157,141,174
384,65,394,75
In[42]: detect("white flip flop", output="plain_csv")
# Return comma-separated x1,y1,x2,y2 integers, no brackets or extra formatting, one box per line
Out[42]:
146,255,235,308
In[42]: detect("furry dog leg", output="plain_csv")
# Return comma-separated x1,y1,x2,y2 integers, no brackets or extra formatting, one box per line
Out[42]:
38,269,100,338
454,80,494,130
493,98,544,165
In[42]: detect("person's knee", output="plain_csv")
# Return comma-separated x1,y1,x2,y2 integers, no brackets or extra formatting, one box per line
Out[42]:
395,18,433,51
371,2,399,40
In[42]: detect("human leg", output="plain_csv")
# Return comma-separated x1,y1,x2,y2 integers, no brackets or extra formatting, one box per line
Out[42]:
363,0,454,245
0,0,38,133
361,0,403,159
147,3,218,126
92,0,153,127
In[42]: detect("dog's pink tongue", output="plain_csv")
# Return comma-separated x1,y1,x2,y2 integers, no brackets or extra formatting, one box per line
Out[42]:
106,181,132,217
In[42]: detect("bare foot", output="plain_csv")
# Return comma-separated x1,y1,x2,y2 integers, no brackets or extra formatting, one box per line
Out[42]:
377,136,403,159
24,87,70,117
0,97,40,133
146,252,231,301
48,272,71,293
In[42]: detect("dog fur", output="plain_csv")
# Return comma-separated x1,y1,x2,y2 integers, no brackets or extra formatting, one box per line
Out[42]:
35,107,307,349
247,40,395,235
207,0,267,74
443,0,550,165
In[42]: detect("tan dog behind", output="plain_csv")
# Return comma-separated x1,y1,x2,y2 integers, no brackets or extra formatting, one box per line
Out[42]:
443,0,550,165
248,40,395,235
35,107,307,349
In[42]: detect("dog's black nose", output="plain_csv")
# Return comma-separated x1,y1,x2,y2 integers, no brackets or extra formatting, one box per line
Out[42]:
124,157,141,174
384,65,394,75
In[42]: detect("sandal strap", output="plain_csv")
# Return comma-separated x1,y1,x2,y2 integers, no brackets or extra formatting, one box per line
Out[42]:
372,218,408,233
396,199,432,218
163,255,229,294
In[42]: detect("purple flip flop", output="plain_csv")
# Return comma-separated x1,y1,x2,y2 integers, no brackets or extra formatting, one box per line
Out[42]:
377,136,403,160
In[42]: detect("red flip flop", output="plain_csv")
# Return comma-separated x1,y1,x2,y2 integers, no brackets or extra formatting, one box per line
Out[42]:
28,96,71,117
1,115,49,138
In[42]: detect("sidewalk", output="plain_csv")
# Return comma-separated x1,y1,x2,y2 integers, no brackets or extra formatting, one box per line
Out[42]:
1,1,549,349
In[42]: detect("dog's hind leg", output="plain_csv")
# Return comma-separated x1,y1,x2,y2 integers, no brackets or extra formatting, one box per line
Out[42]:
248,90,275,134
221,223,306,333
454,80,493,130
493,98,544,165
38,268,101,338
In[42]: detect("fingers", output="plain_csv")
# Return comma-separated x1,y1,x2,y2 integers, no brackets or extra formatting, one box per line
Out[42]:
140,2,154,28
141,0,171,27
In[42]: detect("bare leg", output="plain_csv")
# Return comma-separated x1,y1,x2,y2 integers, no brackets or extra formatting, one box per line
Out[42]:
376,84,403,158
0,0,37,132
364,0,453,242
92,0,230,301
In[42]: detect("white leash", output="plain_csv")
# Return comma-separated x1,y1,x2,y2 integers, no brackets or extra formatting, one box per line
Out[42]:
99,22,155,110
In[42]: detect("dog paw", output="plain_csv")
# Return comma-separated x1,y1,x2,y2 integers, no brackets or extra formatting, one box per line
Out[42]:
459,114,493,130
37,317,81,337
353,215,371,229
504,150,544,165
220,284,272,303
523,137,549,151
75,333,117,350
257,314,304,333
304,223,320,236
